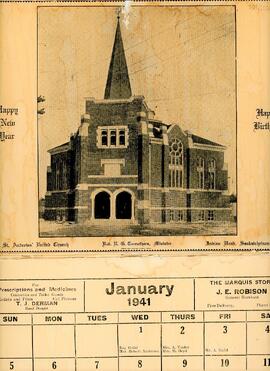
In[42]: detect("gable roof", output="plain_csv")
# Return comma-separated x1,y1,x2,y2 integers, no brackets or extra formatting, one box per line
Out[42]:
48,141,70,154
191,134,224,147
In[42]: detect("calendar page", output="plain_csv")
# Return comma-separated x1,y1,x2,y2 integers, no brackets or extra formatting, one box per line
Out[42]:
0,255,269,371
0,0,269,255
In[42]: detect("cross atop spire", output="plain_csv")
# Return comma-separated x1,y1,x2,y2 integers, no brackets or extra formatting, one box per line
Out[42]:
104,14,132,100
116,7,121,20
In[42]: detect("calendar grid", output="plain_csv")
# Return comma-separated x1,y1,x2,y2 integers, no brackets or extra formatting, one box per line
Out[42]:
31,314,34,371
245,311,248,370
74,314,77,371
117,313,120,371
0,276,269,370
3,309,267,370
160,321,163,371
203,311,205,371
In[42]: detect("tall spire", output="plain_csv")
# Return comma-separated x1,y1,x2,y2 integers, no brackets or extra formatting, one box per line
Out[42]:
104,14,132,99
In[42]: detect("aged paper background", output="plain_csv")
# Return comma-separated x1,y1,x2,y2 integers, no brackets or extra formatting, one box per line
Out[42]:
0,1,269,254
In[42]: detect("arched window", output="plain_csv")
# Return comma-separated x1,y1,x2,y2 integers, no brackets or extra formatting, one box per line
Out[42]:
119,130,125,146
110,130,116,146
197,157,204,189
208,159,216,190
55,160,62,190
59,161,63,190
62,161,67,189
169,138,183,188
101,130,108,146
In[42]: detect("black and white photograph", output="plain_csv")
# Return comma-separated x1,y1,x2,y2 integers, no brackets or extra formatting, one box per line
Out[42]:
38,5,237,237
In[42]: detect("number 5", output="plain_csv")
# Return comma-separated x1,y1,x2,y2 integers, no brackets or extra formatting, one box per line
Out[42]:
10,361,14,370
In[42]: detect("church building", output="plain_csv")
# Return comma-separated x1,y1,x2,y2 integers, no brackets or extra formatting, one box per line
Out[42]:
44,17,232,225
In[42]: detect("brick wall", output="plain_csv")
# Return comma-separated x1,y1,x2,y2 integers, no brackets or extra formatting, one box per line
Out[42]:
85,98,145,178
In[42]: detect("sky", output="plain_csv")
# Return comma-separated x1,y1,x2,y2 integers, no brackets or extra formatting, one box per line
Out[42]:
38,5,236,197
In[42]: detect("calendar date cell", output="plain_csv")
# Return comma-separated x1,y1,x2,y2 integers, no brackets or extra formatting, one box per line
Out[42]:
205,323,246,355
0,326,32,358
76,324,117,357
76,357,118,371
119,356,161,371
34,358,75,371
162,356,203,370
0,358,32,371
247,355,270,370
119,324,160,356
33,325,75,358
162,323,203,355
205,355,246,370
247,323,270,354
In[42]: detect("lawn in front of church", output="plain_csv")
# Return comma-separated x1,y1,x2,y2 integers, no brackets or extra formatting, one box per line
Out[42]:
39,219,237,237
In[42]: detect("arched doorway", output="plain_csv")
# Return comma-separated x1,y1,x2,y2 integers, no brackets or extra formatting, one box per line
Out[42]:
94,191,110,219
116,191,132,219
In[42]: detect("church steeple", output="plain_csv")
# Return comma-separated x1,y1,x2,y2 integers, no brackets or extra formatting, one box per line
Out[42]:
104,14,132,100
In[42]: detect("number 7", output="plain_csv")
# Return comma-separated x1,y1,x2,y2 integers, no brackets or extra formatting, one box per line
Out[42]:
95,360,99,369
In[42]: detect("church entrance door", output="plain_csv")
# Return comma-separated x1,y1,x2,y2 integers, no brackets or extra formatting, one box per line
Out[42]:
116,191,132,219
94,191,110,219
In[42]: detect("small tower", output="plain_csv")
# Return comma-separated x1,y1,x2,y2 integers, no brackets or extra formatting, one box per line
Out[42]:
104,12,132,99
